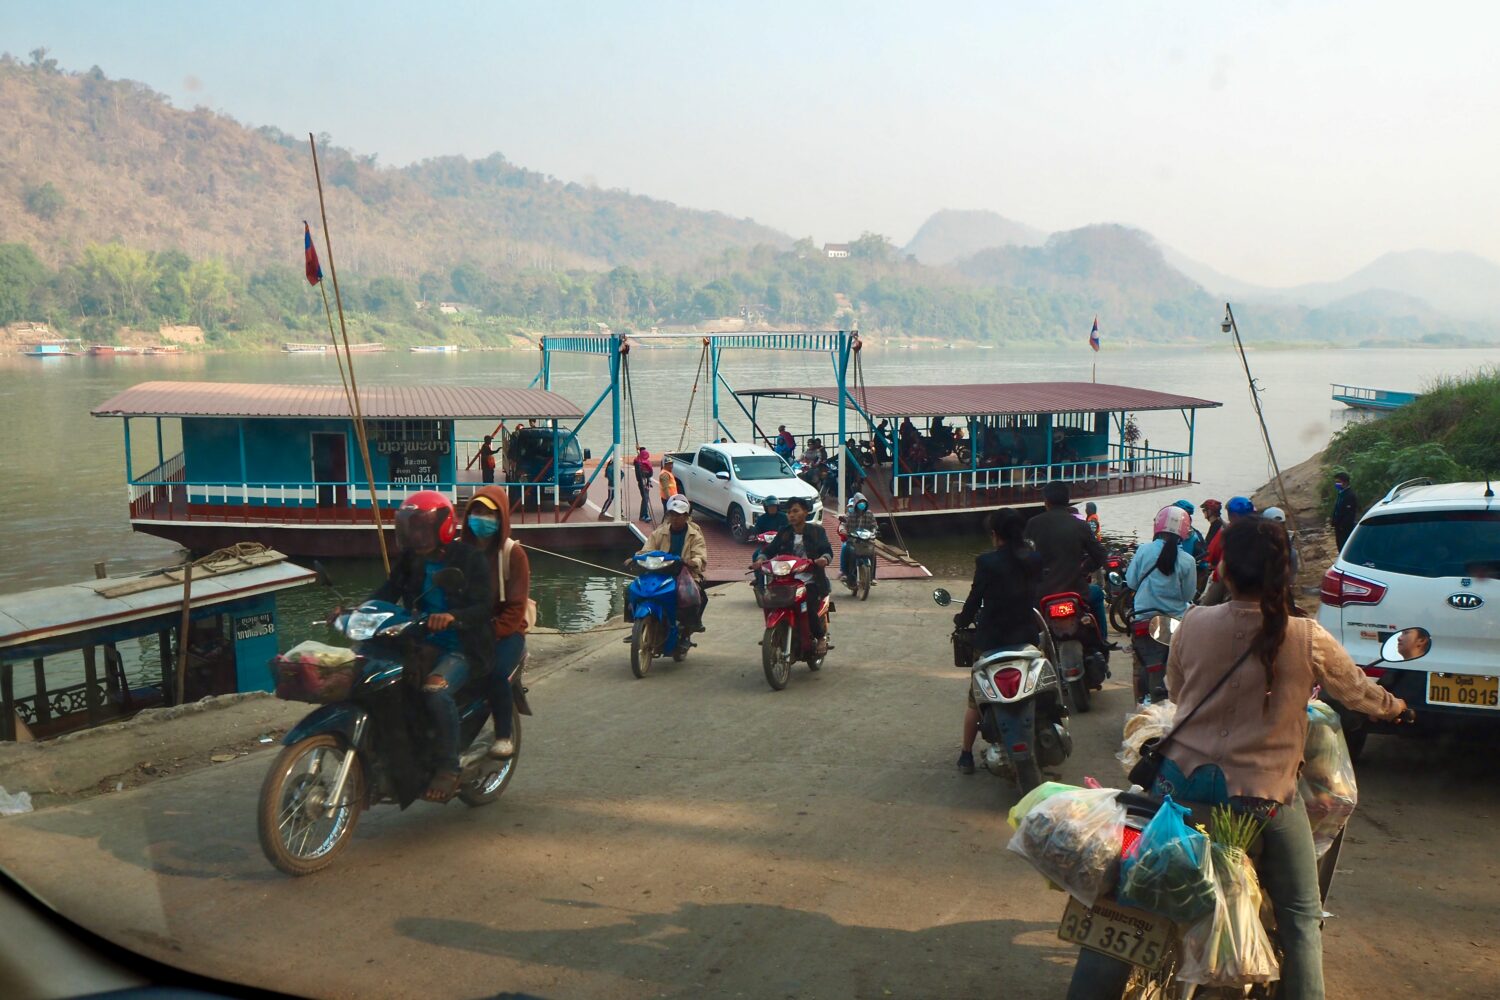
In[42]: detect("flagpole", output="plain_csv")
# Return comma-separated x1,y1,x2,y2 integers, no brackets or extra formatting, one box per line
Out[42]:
309,134,391,574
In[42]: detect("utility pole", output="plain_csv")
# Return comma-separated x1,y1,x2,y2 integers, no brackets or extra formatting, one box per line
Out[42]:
1223,303,1297,533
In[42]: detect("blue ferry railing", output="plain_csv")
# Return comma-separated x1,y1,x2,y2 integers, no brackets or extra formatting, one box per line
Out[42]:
889,446,1190,504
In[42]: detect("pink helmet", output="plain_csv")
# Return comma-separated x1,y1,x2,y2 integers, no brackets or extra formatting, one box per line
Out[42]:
1152,505,1192,540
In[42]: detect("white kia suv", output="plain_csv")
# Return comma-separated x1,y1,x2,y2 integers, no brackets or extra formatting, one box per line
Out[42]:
1317,479,1500,757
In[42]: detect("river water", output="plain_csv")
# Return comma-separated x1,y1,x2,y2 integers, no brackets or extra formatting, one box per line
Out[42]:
3,342,1496,690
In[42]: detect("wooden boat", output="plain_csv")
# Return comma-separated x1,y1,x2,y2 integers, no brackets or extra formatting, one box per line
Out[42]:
144,345,184,355
283,342,385,354
89,345,144,356
410,344,459,353
1331,384,1420,411
19,339,83,357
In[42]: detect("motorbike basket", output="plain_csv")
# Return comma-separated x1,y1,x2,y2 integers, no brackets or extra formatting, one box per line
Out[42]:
270,642,360,704
849,538,877,557
952,626,979,669
760,585,800,609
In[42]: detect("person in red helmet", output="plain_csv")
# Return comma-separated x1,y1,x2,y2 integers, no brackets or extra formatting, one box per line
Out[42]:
368,490,494,803
1201,498,1224,547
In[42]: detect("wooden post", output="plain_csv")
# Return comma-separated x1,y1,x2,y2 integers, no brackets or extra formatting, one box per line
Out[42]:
1,662,14,742
82,645,102,725
175,561,193,706
94,561,107,579
158,630,174,703
31,658,49,726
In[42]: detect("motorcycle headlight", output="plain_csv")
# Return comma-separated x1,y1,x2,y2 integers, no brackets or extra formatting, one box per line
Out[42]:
770,558,796,578
347,609,395,640
640,555,671,571
853,528,875,540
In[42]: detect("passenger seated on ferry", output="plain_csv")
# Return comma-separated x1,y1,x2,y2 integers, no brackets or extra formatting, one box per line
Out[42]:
952,508,1041,774
364,490,494,804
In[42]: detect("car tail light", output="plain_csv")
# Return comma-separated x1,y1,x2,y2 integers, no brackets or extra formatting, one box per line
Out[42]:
1320,567,1388,607
995,667,1023,698
1010,742,1029,753
1046,600,1077,619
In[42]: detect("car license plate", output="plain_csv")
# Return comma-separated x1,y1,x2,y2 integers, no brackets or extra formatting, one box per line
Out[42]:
1427,672,1500,709
1057,896,1172,970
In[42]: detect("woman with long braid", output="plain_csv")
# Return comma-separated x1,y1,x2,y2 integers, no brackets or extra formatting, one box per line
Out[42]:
1068,516,1412,1000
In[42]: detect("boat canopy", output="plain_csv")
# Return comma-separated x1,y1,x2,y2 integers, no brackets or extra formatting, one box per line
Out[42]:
739,381,1221,419
91,381,583,421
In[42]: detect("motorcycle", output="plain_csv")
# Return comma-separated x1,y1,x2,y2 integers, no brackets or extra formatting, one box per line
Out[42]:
1058,628,1426,998
756,549,833,690
626,550,692,678
1130,608,1181,703
1041,591,1109,714
258,566,528,876
932,588,1074,794
840,523,878,601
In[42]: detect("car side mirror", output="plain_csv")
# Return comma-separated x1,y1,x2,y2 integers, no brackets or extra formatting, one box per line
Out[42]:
1379,627,1431,664
716,471,730,481
932,588,952,607
583,448,592,461
433,567,465,592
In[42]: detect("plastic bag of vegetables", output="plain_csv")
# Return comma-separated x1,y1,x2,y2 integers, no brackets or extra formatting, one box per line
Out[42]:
1299,698,1358,858
1117,700,1176,776
1118,795,1216,923
1007,787,1127,907
1177,808,1280,986
1006,781,1081,829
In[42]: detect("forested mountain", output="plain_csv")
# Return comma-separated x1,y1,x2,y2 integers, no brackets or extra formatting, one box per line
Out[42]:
0,55,788,277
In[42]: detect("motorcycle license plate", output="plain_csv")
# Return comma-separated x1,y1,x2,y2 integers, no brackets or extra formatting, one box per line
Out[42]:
1057,896,1172,970
1427,672,1500,709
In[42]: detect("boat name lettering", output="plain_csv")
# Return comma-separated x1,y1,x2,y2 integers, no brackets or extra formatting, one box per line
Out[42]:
234,612,275,641
376,440,451,456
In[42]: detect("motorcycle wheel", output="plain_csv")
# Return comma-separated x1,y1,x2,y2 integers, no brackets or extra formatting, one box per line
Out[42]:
762,623,792,690
459,711,522,807
257,734,364,877
1109,592,1134,635
1014,757,1043,795
1069,677,1092,713
955,443,971,465
857,562,871,601
630,618,658,679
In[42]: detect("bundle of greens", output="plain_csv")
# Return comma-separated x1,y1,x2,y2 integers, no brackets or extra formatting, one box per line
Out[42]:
1118,796,1216,923
1178,806,1280,986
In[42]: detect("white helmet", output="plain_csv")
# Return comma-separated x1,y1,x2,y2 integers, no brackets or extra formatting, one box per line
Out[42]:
1263,506,1287,523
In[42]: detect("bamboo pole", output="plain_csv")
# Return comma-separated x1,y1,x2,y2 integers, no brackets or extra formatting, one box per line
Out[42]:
309,134,391,574
1224,303,1298,533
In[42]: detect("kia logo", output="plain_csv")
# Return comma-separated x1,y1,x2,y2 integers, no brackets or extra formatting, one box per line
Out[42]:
1447,593,1484,610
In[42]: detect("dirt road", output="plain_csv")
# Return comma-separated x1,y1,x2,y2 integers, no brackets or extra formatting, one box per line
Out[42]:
0,578,1495,999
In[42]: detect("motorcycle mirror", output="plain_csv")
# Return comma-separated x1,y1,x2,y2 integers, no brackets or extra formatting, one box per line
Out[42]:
932,588,953,607
1379,627,1431,664
1147,615,1182,645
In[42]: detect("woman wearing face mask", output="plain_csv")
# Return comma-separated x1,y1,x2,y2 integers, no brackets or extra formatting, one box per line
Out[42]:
461,487,529,759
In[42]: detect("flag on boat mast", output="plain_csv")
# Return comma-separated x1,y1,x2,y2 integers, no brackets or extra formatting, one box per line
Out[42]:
303,221,323,286
1089,315,1100,382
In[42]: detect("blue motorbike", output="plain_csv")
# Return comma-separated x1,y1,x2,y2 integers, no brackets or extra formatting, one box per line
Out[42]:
258,566,529,876
627,551,689,677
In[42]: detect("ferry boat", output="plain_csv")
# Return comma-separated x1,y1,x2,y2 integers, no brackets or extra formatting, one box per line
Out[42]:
92,380,635,557
144,344,184,356
410,344,460,354
0,552,314,742
19,339,84,357
283,342,386,354
88,344,144,356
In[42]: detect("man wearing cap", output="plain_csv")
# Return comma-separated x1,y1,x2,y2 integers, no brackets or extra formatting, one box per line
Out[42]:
1330,471,1359,550
658,455,680,511
639,494,709,633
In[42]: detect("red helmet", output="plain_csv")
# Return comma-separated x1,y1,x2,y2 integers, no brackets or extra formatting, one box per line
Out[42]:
394,490,456,551
1201,498,1223,515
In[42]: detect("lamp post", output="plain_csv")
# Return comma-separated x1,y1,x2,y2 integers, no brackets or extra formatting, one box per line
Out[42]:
1223,303,1297,532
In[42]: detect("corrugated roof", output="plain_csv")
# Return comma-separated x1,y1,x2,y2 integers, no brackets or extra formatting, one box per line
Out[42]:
91,381,584,421
0,560,316,651
740,382,1220,418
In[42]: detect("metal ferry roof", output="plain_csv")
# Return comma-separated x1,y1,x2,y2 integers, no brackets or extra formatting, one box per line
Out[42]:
740,382,1220,418
92,381,584,421
0,559,316,652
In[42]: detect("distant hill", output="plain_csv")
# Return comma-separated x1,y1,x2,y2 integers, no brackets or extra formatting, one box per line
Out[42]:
902,209,1047,266
1271,250,1500,321
0,58,790,276
1155,243,1269,301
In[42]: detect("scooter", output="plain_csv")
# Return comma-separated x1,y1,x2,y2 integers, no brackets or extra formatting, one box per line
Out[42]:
933,588,1074,795
757,550,833,690
258,566,528,876
1057,628,1426,998
840,523,878,601
626,551,692,678
1130,607,1180,702
1040,591,1109,713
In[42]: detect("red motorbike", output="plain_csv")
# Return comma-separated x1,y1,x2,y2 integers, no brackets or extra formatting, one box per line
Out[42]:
1040,591,1108,714
755,549,832,691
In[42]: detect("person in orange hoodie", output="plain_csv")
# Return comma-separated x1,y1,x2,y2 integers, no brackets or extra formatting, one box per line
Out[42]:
461,486,529,759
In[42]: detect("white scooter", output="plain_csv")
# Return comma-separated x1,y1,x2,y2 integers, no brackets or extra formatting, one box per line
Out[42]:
934,588,1074,794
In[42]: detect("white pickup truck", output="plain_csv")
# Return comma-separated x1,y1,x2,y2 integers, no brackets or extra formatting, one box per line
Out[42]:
667,442,823,542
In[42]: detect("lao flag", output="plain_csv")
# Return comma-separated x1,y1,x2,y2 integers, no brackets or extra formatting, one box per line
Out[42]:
1089,316,1100,352
303,221,323,286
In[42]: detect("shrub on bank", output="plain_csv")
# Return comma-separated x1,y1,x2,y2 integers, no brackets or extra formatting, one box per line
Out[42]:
1324,369,1500,514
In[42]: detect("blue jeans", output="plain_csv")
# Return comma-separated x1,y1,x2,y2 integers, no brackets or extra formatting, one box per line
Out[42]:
422,652,469,774
1066,767,1325,1000
490,633,525,739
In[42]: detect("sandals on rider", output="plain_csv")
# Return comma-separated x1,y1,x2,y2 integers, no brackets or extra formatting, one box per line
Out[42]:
423,770,461,803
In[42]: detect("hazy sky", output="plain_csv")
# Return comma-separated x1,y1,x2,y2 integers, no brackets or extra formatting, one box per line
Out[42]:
5,1,1497,286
